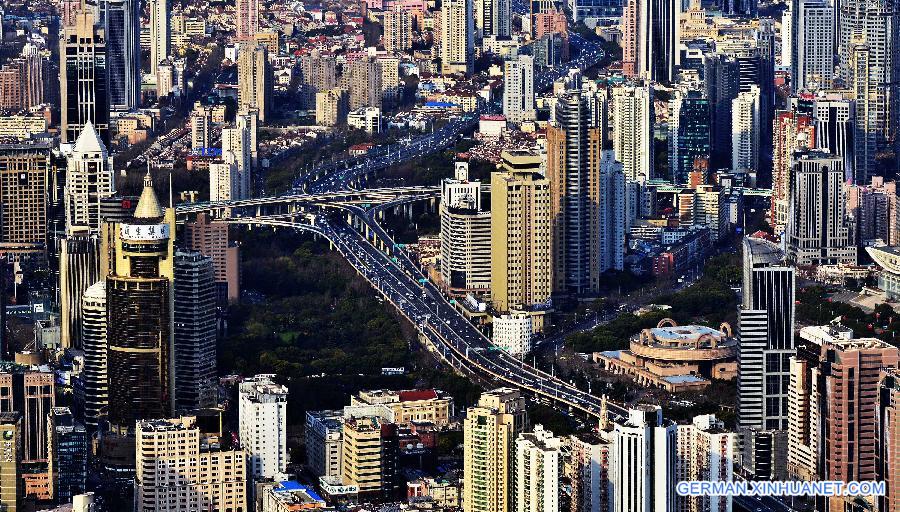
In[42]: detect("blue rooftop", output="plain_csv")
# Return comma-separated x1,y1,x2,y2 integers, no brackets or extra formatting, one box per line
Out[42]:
663,375,707,384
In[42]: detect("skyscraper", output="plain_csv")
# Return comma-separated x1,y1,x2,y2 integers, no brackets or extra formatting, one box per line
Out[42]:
439,163,491,293
877,367,900,512
789,324,899,484
785,152,857,265
611,84,654,183
771,109,815,233
105,173,175,429
59,230,100,349
64,121,115,233
675,415,735,512
237,43,272,122
731,85,761,179
236,0,259,40
80,280,107,430
813,96,857,181
47,407,88,503
383,6,412,52
463,388,527,512
238,375,288,479
792,0,834,91
847,35,880,184
135,416,247,511
104,0,140,110
490,151,552,313
502,55,535,125
173,250,218,413
0,412,21,512
620,0,680,83
149,0,170,75
514,426,562,512
60,12,109,144
441,0,475,75
547,90,599,296
737,235,795,473
838,0,900,155
668,90,710,185
475,0,511,39
611,406,675,512
0,141,51,247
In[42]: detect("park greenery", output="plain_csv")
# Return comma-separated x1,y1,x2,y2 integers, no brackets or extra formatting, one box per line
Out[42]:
219,227,484,421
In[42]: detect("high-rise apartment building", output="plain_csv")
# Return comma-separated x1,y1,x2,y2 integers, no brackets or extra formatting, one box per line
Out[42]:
490,151,552,313
60,12,109,144
305,410,343,478
475,0,511,39
731,85,760,179
47,407,87,503
173,250,218,413
238,375,288,479
877,367,900,512
64,121,115,233
384,6,412,52
610,406,675,512
300,51,337,109
568,433,612,512
348,57,381,110
737,235,795,476
440,164,491,293
788,324,899,485
190,102,212,152
611,84,654,184
104,0,140,110
149,0,170,74
80,281,107,430
463,388,527,512
341,416,400,499
839,0,900,157
502,55,535,125
771,110,815,234
846,36,879,185
0,141,51,248
105,173,175,429
236,0,259,40
675,415,735,512
785,152,856,265
221,111,257,200
135,416,247,512
548,90,628,295
237,43,271,122
0,412,21,512
847,176,899,246
183,213,241,304
315,88,348,127
514,425,562,512
441,0,475,75
668,90,710,185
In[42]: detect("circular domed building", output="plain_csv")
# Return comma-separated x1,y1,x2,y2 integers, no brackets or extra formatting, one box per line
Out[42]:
595,319,738,392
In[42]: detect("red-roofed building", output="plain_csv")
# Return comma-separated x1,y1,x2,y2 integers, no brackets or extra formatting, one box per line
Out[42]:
351,389,453,426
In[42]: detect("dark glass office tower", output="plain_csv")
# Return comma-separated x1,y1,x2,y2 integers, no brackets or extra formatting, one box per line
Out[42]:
104,0,140,110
